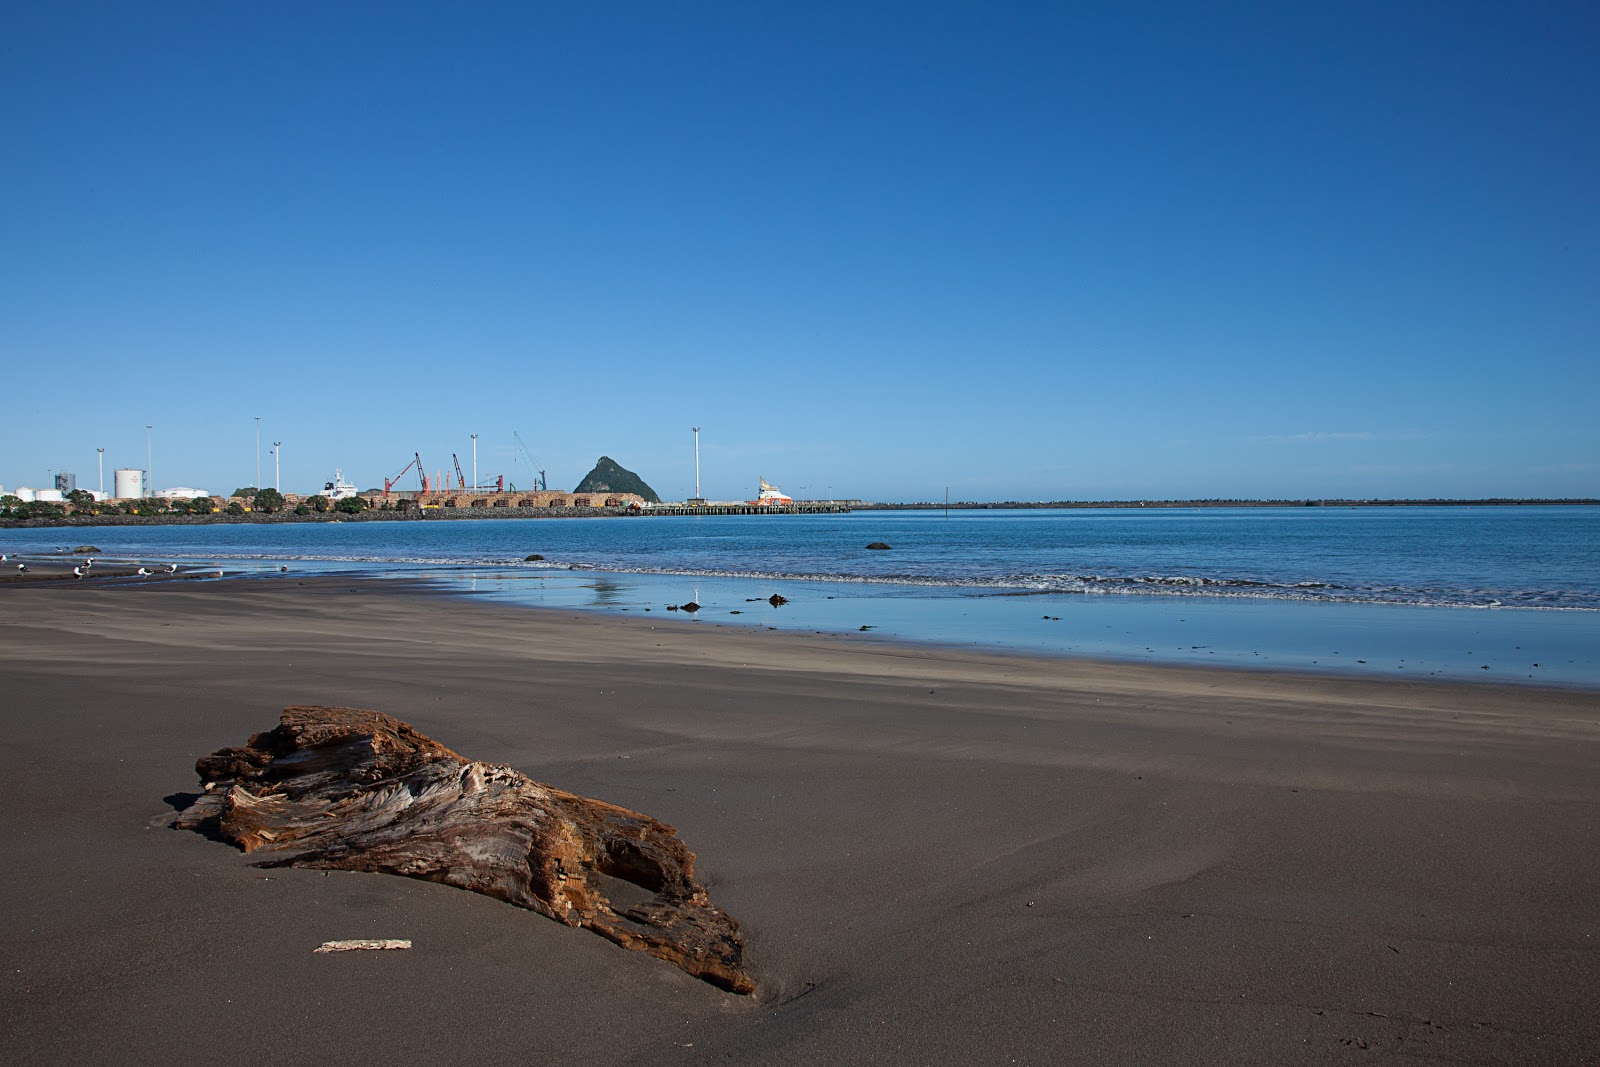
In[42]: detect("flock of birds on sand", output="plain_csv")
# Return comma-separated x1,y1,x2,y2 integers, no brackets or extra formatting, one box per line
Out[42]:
3,552,227,579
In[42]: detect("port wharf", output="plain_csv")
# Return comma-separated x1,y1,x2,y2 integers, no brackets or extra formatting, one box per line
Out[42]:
630,502,853,516
374,490,853,516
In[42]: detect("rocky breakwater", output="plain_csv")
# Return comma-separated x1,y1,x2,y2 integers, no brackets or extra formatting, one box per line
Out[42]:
175,705,752,993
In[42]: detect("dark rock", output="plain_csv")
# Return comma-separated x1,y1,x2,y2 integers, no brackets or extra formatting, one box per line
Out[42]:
174,706,752,994
768,594,788,607
865,542,891,550
680,602,700,613
72,545,100,554
525,554,545,561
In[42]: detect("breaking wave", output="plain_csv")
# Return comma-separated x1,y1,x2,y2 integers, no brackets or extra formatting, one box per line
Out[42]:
182,552,1597,609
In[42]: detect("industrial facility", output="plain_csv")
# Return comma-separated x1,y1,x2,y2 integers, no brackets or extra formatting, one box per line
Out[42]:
3,426,855,518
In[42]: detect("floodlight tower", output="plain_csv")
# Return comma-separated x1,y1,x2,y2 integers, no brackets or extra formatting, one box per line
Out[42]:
97,448,105,496
692,426,701,500
273,442,282,491
471,433,478,492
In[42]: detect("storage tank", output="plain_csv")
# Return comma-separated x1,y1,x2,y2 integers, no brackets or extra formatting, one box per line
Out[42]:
114,468,144,499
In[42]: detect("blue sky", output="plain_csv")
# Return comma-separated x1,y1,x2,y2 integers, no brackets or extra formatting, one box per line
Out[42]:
2,1,1596,501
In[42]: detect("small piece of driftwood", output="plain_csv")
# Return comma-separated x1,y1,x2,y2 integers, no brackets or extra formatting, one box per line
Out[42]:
176,706,751,993
314,939,412,953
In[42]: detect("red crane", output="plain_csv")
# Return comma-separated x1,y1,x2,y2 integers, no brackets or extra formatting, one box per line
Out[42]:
453,453,468,491
384,453,429,494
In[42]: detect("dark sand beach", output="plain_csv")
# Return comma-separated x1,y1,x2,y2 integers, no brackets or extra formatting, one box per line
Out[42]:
2,576,1597,1065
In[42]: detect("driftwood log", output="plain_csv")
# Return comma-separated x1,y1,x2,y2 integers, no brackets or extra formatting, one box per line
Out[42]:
176,705,752,993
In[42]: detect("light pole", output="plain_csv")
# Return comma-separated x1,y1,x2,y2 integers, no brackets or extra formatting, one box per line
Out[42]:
254,416,261,491
146,425,153,497
97,448,104,496
273,442,282,492
692,426,701,499
471,434,478,492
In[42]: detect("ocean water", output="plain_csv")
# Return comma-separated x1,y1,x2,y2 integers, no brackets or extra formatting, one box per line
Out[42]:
3,507,1597,685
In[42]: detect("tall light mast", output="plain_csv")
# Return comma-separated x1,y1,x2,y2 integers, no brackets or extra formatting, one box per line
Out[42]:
692,426,701,499
273,442,282,491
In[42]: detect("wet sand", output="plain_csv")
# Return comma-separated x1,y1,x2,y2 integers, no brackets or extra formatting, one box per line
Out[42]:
1,577,1597,1065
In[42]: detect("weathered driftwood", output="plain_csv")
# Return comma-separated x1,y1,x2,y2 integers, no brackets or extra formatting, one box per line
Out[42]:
314,939,411,953
177,706,752,993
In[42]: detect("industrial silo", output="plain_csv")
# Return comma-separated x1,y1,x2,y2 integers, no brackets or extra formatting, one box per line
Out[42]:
113,468,144,499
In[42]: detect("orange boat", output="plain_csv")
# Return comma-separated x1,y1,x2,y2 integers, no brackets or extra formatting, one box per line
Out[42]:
750,477,793,506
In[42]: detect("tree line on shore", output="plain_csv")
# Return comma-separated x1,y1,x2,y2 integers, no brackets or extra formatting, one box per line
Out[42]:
0,487,370,522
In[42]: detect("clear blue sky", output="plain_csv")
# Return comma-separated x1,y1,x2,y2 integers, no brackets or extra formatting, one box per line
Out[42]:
3,1,1596,501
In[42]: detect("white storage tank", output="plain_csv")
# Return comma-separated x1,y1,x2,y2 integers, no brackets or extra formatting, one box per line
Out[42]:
114,468,144,499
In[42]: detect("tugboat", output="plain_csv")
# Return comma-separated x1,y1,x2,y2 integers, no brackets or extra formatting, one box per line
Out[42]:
323,469,359,500
751,477,793,506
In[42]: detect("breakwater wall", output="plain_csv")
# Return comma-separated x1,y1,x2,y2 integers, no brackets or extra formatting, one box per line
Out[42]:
855,498,1600,510
632,503,851,516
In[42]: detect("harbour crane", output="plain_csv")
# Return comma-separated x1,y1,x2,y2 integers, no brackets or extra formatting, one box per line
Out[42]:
512,431,546,492
453,454,468,491
384,452,430,494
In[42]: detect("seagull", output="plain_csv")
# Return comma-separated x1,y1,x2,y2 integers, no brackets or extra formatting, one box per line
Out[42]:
136,567,152,576
0,553,8,561
166,563,178,574
72,566,84,578
214,570,225,578
17,562,26,573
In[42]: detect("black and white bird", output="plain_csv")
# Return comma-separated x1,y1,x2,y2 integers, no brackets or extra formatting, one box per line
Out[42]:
16,562,25,574
72,566,84,578
166,563,178,574
136,566,152,576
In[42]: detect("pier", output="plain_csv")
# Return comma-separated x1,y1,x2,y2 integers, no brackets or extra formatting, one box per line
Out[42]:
631,502,851,516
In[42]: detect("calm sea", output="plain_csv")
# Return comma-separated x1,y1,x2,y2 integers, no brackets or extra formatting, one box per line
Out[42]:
4,507,1597,685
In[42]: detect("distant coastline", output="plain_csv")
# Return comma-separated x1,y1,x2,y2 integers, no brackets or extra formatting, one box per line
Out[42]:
856,498,1600,510
0,505,640,530
3,497,1597,530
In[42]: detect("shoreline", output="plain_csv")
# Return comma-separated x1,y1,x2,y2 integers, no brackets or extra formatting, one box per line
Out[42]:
413,576,1600,697
4,556,1596,688
3,576,1598,1064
